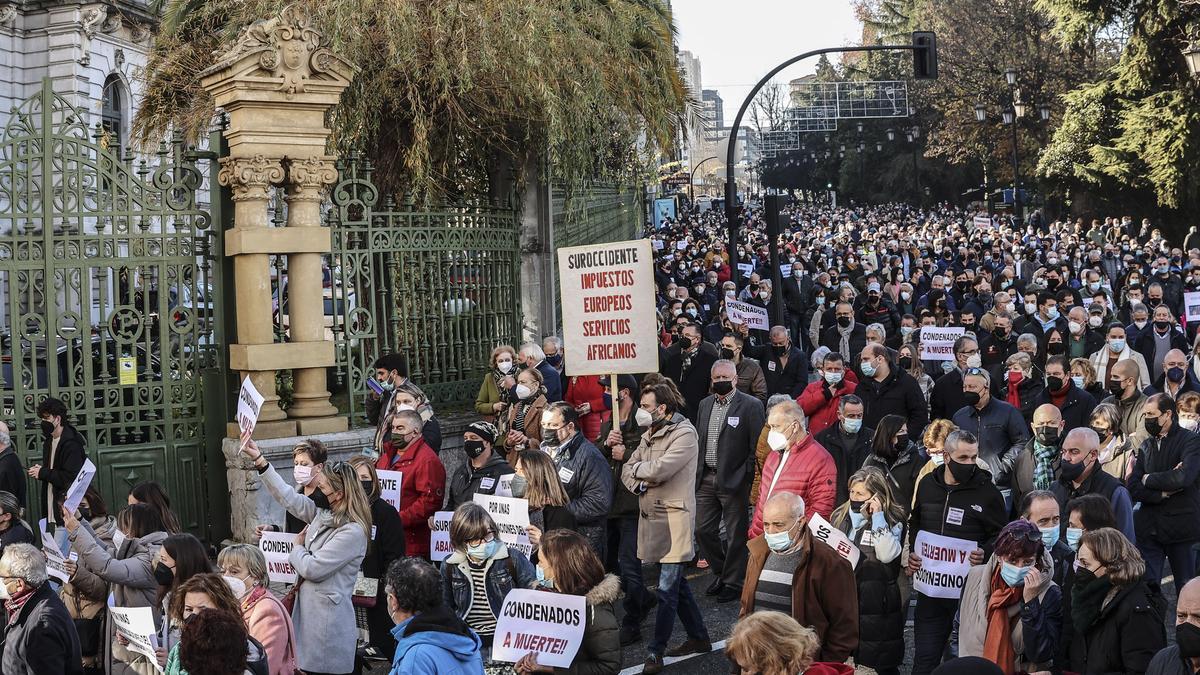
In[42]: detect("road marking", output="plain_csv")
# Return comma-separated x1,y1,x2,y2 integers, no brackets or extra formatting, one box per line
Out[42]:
618,639,727,675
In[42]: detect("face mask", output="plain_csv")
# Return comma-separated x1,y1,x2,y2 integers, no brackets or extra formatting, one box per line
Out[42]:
154,562,175,587
941,361,955,374
1040,526,1060,549
719,347,736,360
510,475,528,498
463,440,486,459
40,420,54,437
78,505,92,521
1059,457,1087,482
837,316,852,328
849,511,866,529
725,290,735,299
1108,338,1126,353
1088,315,1103,328
112,529,127,551
676,336,693,351
535,565,554,589
965,354,982,369
358,479,373,497
0,580,9,601
842,418,862,434
1046,375,1064,392
1035,426,1061,446
542,426,562,446
380,380,395,393
468,539,500,561
1071,375,1085,389
1168,366,1186,383
1065,527,1083,552
764,528,793,552
823,370,843,385
1024,302,1037,315
1182,418,1200,432
1177,622,1200,659
767,429,790,452
899,356,913,370
1068,321,1083,335
1000,562,1031,587
222,576,247,599
634,408,654,428
685,308,698,318
1047,342,1065,355
947,457,976,483
901,292,911,302
293,465,313,486
497,360,513,374
310,490,332,511
860,359,877,377
1144,414,1164,437
894,434,909,452
515,384,534,400
1154,320,1171,332
931,453,945,466
771,344,788,358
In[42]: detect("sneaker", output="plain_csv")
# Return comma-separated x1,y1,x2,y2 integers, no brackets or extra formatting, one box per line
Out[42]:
665,638,712,657
642,654,665,674
619,625,641,646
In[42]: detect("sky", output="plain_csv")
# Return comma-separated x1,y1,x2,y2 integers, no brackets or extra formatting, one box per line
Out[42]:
671,0,863,119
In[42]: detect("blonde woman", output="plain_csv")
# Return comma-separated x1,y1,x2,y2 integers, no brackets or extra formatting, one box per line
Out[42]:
216,545,297,675
476,344,518,421
913,419,957,500
1070,357,1106,401
241,436,372,675
513,449,575,556
725,611,827,675
828,466,906,675
899,343,933,403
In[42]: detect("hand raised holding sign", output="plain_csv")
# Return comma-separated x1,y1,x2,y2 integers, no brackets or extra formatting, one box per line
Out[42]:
515,653,553,673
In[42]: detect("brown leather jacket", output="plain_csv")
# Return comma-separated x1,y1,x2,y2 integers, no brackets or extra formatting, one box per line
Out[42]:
503,395,546,465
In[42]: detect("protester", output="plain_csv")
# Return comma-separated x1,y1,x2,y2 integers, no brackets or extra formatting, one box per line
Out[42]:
1090,402,1135,479
726,612,853,675
750,394,796,506
1101,358,1151,447
513,449,575,556
175,611,251,675
749,400,836,535
1011,403,1065,511
1036,355,1097,434
216,545,297,675
0,490,32,549
565,371,610,441
0,421,25,511
163,573,268,675
951,368,1029,498
504,366,548,463
60,486,114,675
798,351,856,436
540,401,613,558
929,335,980,421
348,455,406,660
660,322,717,421
0,542,82,674
719,332,768,402
256,439,328,536
829,467,906,675
1070,356,1106,400
1146,577,1200,675
517,342,562,403
154,532,213,663
862,414,925,508
376,409,445,558
386,557,485,675
30,396,86,535
748,325,809,397
128,481,184,534
367,352,410,453
475,344,518,422
446,420,512,511
856,343,930,440
997,352,1044,423
814,393,873,506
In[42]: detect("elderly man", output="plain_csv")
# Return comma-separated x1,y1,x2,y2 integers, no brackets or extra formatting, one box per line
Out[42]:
660,322,717,422
1101,359,1151,449
1147,577,1200,674
0,422,25,511
377,409,445,559
0,543,82,674
980,311,1018,369
1034,355,1097,435
1150,349,1200,399
748,325,809,398
516,342,562,402
695,360,766,603
1137,306,1190,382
1012,404,1065,512
930,335,981,421
798,351,857,436
952,369,1029,505
384,557,484,675
857,343,929,440
749,400,836,535
815,394,874,506
820,302,867,368
739,492,858,664
540,402,613,558
718,332,767,403
1053,427,1136,542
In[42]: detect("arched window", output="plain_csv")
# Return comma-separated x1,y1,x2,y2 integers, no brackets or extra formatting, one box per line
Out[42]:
101,75,124,155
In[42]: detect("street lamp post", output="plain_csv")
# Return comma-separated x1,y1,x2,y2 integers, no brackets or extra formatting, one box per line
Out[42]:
689,156,720,202
1185,42,1200,77
975,68,1049,225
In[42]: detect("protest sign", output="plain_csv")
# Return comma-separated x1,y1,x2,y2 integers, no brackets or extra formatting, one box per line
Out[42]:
259,531,298,584
492,589,587,668
43,543,72,584
430,511,454,562
973,215,992,229
919,326,966,361
558,239,658,376
1186,292,1200,324
911,530,975,599
737,262,754,277
236,376,265,435
109,606,161,671
473,494,532,557
725,300,770,330
377,470,403,512
651,239,664,251
807,512,861,569
495,473,516,498
63,458,97,515
653,199,676,230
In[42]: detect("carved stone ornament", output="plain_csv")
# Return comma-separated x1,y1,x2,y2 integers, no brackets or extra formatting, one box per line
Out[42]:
78,5,107,65
130,23,152,44
210,5,350,98
218,155,285,202
287,156,338,199
101,10,122,34
0,5,18,26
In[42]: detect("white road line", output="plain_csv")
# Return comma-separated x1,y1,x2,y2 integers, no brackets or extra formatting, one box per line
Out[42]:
618,639,728,675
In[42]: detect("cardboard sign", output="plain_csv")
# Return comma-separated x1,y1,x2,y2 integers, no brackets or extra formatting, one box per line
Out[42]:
62,459,96,515
377,470,403,512
473,494,532,557
653,199,676,230
558,239,659,376
725,300,770,330
1186,292,1200,324
651,239,664,251
430,511,453,562
492,589,587,668
109,606,161,672
919,326,966,361
911,530,976,599
495,473,516,498
119,356,137,385
236,376,265,435
807,513,861,569
259,531,299,584
737,262,754,277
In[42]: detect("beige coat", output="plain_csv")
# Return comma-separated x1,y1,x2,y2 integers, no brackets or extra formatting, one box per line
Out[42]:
621,414,698,564
958,551,1056,674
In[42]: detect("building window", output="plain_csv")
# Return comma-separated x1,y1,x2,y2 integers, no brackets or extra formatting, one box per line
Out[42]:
101,75,124,155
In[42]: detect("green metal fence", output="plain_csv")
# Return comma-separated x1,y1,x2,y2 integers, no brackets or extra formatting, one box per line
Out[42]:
327,156,522,418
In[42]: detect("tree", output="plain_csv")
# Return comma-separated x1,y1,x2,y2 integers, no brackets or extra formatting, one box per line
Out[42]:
135,0,689,201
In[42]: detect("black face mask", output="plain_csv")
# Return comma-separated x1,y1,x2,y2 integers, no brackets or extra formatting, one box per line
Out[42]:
360,480,374,496
78,506,92,521
894,434,909,452
1047,342,1065,355
310,490,332,510
675,336,692,350
772,344,788,357
993,327,1008,339
154,562,174,587
1059,457,1087,482
719,347,736,360
40,420,54,437
1035,426,1061,446
1154,320,1171,332
1176,622,1200,659
463,440,486,459
1108,379,1126,396
1145,414,1165,437
837,316,852,328
712,380,734,396
849,499,866,512
1046,375,1065,392
963,390,981,406
899,356,913,370
947,457,976,483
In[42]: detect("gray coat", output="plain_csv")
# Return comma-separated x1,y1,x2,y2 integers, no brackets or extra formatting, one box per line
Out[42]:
260,464,368,674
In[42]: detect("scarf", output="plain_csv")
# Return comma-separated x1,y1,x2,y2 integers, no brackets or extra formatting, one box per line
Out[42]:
837,320,855,359
240,585,269,614
4,584,36,626
982,566,1021,675
1006,373,1023,409
1070,570,1114,633
1033,441,1058,490
492,368,514,404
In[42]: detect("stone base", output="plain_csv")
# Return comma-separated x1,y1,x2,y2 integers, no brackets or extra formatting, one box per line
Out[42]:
295,415,349,435
225,419,298,440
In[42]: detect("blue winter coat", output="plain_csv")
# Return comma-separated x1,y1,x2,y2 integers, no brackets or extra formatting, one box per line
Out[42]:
390,606,484,675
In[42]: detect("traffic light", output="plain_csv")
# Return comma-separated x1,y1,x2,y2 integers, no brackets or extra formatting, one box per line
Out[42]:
912,31,938,80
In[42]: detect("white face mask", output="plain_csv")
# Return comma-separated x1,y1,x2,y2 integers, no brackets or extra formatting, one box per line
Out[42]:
1182,418,1200,432
965,354,982,369
396,403,416,412
767,429,790,452
293,465,314,486
515,384,534,400
634,407,654,428
496,360,513,374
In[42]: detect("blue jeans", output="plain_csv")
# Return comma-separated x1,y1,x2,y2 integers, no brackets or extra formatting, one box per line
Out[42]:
1139,536,1196,588
615,516,654,629
648,562,709,657
911,592,957,675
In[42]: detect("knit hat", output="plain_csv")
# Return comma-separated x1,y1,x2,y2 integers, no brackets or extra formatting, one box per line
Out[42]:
466,420,497,444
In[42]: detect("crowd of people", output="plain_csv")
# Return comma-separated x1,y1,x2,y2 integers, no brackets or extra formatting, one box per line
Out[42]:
2,200,1200,675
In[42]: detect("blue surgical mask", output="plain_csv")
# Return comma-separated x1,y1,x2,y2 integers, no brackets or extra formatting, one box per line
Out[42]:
467,539,499,561
849,511,866,530
1000,562,1031,587
1046,307,1059,321
1065,527,1084,552
1108,338,1125,353
1040,526,1060,549
842,418,863,434
823,370,843,385
764,529,793,552
535,565,554,589
1071,375,1085,389
860,360,877,377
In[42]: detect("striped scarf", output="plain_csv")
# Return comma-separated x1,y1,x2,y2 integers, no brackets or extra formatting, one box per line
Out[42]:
1033,441,1058,490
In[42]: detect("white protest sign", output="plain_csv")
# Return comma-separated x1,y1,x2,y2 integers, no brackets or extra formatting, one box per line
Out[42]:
258,531,298,584
652,239,664,251
737,262,754,277
63,458,97,515
919,326,966,361
43,543,70,584
558,239,659,376
1186,292,1200,324
725,300,770,331
236,377,265,435
473,494,532,557
911,530,975,599
430,511,454,562
807,512,861,569
495,473,516,498
492,589,587,668
109,606,161,672
973,215,992,229
377,470,403,512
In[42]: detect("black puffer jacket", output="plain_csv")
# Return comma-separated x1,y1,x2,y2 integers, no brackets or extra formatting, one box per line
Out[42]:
446,452,513,511
908,463,1006,557
841,514,905,670
557,574,622,675
1068,579,1166,675
856,367,930,440
998,375,1045,424
862,442,926,509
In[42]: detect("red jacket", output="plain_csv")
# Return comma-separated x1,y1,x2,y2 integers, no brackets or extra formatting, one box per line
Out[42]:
749,434,837,538
565,374,610,441
796,377,858,437
376,438,445,557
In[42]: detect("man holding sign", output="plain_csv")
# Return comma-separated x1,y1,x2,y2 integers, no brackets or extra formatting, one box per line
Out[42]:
906,429,1006,675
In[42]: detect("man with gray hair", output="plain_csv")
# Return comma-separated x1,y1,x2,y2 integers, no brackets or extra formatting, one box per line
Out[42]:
0,542,81,673
516,342,561,402
0,421,25,512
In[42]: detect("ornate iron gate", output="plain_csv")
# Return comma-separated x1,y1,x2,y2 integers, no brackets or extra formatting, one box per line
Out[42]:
0,79,218,533
327,155,522,417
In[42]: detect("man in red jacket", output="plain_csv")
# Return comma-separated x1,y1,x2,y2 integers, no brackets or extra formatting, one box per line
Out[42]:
376,409,445,558
748,400,837,537
797,351,858,436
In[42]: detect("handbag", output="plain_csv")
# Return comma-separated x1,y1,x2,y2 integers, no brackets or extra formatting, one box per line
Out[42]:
280,578,303,614
352,572,378,608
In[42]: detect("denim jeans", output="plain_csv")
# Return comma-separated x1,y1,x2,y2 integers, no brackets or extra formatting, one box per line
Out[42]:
648,562,710,657
1139,536,1196,588
614,516,654,629
911,592,957,675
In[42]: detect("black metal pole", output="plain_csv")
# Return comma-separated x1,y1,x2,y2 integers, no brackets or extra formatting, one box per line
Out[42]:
1010,119,1022,225
690,156,719,203
764,194,786,325
724,43,917,288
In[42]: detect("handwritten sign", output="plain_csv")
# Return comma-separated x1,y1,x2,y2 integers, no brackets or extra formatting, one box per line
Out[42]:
973,215,992,229
807,513,861,569
258,531,298,585
492,589,586,668
919,326,966,361
737,263,754,277
63,459,96,515
911,530,975,599
430,511,454,562
725,299,770,330
558,240,659,376
236,376,265,435
377,470,403,512
109,606,161,672
473,494,532,557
